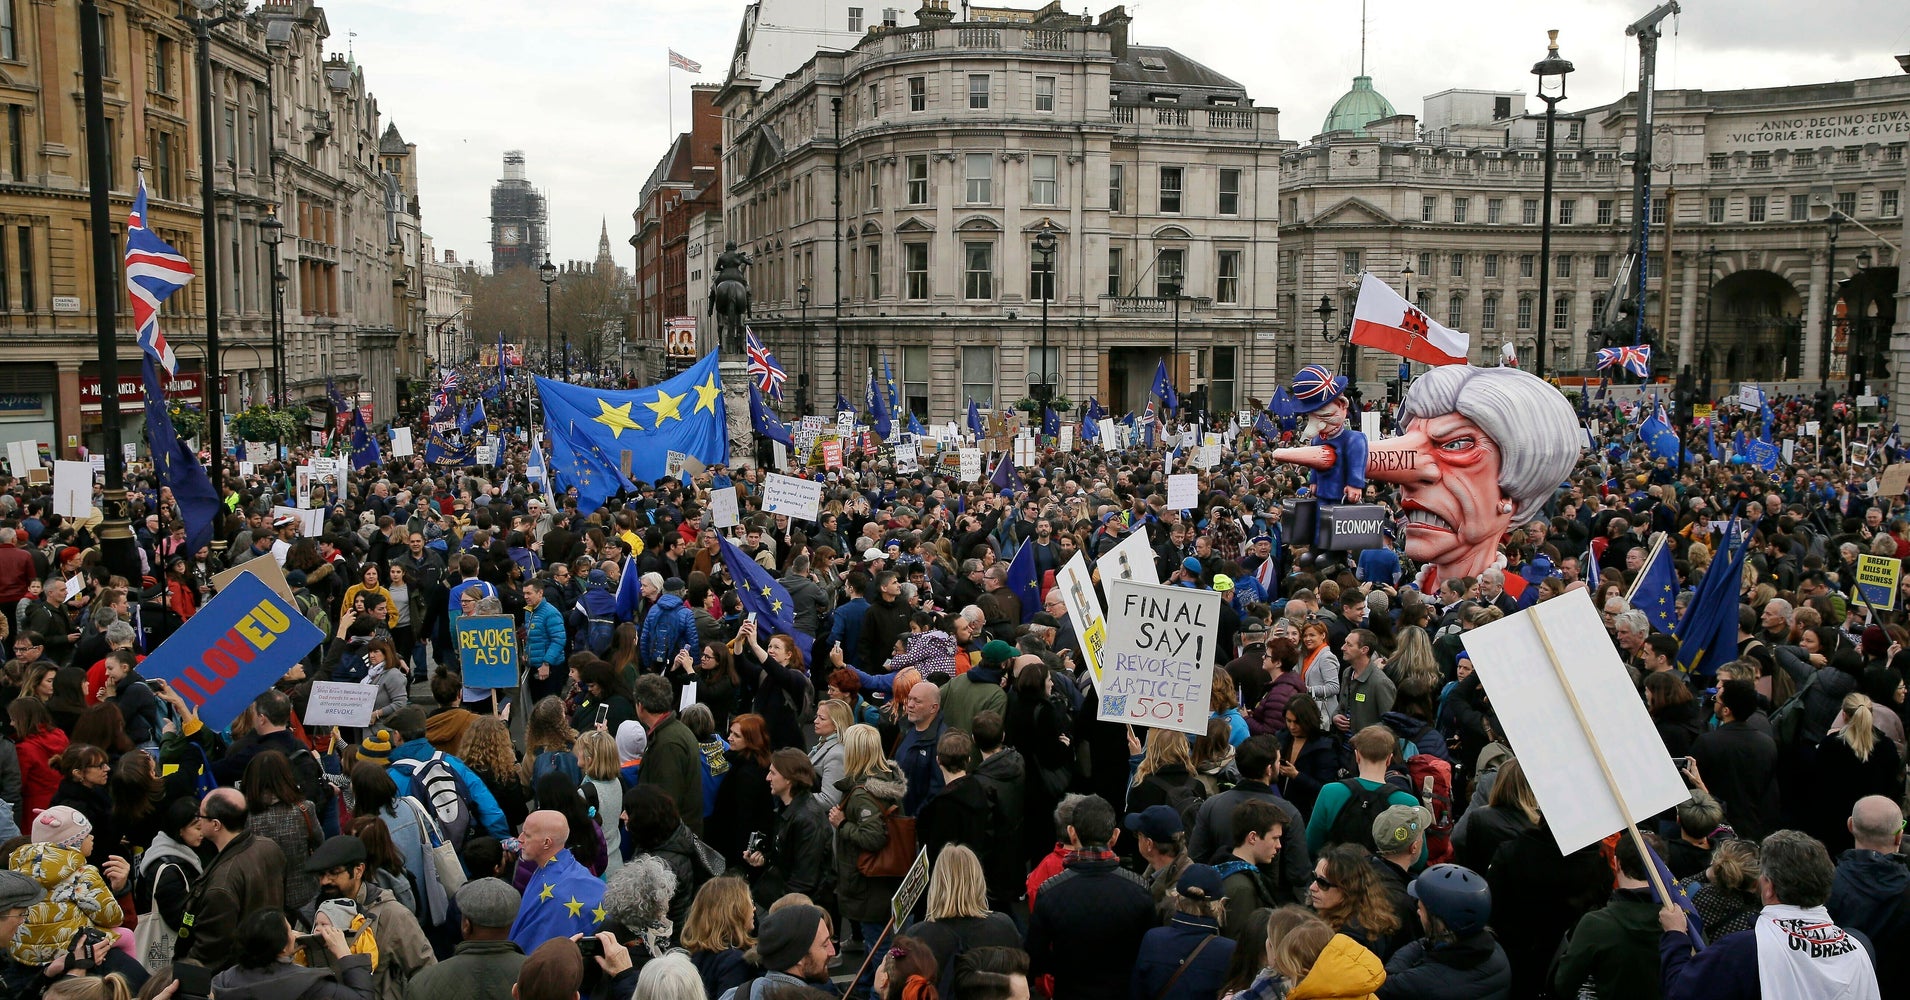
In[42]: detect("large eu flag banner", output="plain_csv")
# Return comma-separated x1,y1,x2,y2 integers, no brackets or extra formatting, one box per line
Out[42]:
536,351,730,511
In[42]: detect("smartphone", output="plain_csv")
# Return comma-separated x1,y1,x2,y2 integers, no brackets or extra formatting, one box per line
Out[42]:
594,704,609,727
576,936,603,959
173,963,213,1000
747,611,759,630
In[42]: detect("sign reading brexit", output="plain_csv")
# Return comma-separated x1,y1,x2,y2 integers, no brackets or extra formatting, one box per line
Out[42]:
456,615,520,689
140,570,325,732
1096,577,1219,735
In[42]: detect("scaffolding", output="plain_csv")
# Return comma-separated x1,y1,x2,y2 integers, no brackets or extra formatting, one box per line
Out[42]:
490,150,548,271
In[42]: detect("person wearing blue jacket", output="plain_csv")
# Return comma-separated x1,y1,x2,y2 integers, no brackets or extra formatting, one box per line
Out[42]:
1129,865,1236,1000
828,574,870,671
521,581,567,684
384,709,511,840
639,580,700,673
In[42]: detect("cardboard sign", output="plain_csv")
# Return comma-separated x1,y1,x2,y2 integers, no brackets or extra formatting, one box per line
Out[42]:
305,680,380,728
891,847,931,927
895,442,918,474
140,570,326,731
389,427,413,458
455,614,520,689
1879,463,1910,498
679,681,699,712
1806,420,1820,437
1195,444,1222,470
709,486,741,528
1097,418,1117,449
1783,439,1796,464
1096,577,1220,735
210,559,294,603
5,440,40,476
1166,474,1199,510
238,461,255,478
52,460,92,517
1692,404,1714,421
1060,425,1074,452
959,448,983,483
1738,384,1766,412
1850,442,1870,467
295,465,313,508
1014,435,1035,467
762,472,822,522
1054,553,1107,683
1102,523,1160,586
1854,554,1901,612
1463,589,1690,855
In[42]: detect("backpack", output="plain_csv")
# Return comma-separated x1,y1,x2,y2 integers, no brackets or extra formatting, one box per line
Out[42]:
294,588,331,637
1324,778,1395,852
534,749,583,790
1143,771,1210,831
586,617,617,657
645,606,697,670
1402,753,1455,864
289,746,336,816
390,752,475,846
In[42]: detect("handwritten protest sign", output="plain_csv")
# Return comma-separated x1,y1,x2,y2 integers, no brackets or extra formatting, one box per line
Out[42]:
891,848,931,927
456,614,520,689
709,486,741,528
1096,578,1219,735
959,448,983,483
1879,463,1910,498
1166,474,1199,510
389,427,413,458
306,681,379,728
1854,554,1900,611
141,570,326,731
763,473,822,522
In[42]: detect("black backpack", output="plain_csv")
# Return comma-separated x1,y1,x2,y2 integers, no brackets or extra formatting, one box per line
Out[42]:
1144,771,1210,831
1324,778,1394,852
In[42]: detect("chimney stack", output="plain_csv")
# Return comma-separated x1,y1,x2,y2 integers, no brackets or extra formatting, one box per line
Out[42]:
1099,6,1131,60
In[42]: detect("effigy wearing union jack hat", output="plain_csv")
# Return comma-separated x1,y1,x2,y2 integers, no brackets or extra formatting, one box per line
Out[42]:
1287,365,1348,414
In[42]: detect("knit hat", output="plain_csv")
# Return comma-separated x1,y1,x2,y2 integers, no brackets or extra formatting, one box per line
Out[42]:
750,904,827,972
615,719,649,761
358,728,396,764
980,640,1017,668
455,878,521,928
31,806,92,848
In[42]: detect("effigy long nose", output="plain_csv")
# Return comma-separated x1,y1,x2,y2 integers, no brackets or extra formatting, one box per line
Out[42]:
1270,446,1335,471
1366,436,1436,484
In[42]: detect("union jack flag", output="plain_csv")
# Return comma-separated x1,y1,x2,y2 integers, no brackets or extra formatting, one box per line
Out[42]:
439,370,461,393
125,175,195,375
1596,345,1652,378
745,328,787,399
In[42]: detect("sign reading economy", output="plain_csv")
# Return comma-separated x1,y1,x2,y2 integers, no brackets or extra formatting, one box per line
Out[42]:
456,615,520,689
140,570,326,731
1096,577,1219,736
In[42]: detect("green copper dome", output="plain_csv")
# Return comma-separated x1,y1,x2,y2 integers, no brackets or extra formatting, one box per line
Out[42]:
1322,75,1396,135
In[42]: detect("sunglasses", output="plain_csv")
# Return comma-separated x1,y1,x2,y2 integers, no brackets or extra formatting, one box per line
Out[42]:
1311,874,1338,890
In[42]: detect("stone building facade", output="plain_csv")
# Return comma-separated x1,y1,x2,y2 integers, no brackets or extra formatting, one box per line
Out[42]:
718,3,1286,422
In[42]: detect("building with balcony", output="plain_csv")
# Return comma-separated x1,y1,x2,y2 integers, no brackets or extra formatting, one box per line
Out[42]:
718,2,1287,421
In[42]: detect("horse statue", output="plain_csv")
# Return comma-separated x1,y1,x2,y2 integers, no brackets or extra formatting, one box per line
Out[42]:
708,241,752,356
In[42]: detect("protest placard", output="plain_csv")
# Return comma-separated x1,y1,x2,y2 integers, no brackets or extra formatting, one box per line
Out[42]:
1060,425,1074,452
210,557,293,602
272,505,324,537
1103,524,1160,586
1361,411,1381,441
122,443,137,464
1806,420,1820,437
88,454,104,474
238,461,255,478
1166,474,1199,510
305,681,379,728
679,681,699,712
890,848,931,928
895,442,918,473
456,614,520,689
1850,441,1870,467
52,460,92,517
1880,463,1910,498
1054,554,1107,683
959,448,983,483
1014,435,1035,467
1195,444,1222,470
763,473,822,522
1854,554,1901,611
1096,577,1220,735
1097,419,1117,448
1463,589,1689,855
709,486,741,528
245,442,272,465
140,570,326,731
1738,384,1766,412
821,440,843,470
836,411,856,441
5,440,38,476
389,427,413,457
1783,439,1796,464
475,444,496,466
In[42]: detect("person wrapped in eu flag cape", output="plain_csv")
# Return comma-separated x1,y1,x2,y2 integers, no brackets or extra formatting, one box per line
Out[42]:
1274,365,1581,588
510,810,607,952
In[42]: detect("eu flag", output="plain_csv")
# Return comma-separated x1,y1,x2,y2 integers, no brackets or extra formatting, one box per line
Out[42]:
1041,406,1059,438
423,428,474,467
459,399,487,435
717,535,813,658
750,381,792,448
1626,536,1681,635
349,409,383,471
615,552,645,624
1676,519,1750,676
140,357,219,556
1151,359,1179,411
536,350,730,511
991,454,1015,493
867,368,892,439
967,398,983,440
1006,539,1039,625
907,411,925,437
509,851,606,952
836,393,856,415
1647,841,1706,952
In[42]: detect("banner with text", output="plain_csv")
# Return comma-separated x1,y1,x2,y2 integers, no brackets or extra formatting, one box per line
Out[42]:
140,570,326,731
1096,577,1219,735
456,614,520,689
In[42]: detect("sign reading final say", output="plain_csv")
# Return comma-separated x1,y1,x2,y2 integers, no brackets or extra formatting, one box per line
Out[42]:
1096,577,1219,735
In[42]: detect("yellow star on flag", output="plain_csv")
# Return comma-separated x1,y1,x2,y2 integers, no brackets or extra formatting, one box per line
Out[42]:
565,896,585,917
539,883,555,901
771,599,784,613
592,905,609,924
594,399,645,438
646,388,687,424
694,374,722,414
760,585,773,598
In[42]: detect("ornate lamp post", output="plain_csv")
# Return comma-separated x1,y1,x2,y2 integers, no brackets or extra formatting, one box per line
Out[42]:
539,254,558,376
259,207,285,405
1532,29,1575,380
1033,221,1058,404
797,280,811,413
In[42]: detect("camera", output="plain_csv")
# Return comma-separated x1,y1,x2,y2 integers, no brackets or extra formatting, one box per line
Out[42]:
68,927,108,971
746,831,768,855
577,936,603,959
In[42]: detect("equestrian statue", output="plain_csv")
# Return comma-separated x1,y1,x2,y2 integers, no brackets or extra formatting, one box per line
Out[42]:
709,241,753,356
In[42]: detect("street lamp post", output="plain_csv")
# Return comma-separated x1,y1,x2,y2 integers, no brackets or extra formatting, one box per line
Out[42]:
1855,248,1874,389
1317,294,1352,375
540,254,557,382
1822,211,1842,392
260,208,285,405
1401,261,1413,302
1532,29,1574,381
184,0,242,504
796,280,811,414
1163,279,1185,407
1033,221,1058,404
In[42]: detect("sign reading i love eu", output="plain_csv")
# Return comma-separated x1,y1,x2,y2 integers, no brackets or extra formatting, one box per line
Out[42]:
140,570,326,731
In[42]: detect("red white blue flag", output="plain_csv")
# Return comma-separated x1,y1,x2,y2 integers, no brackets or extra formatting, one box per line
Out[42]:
746,328,787,399
125,175,195,375
1596,345,1652,378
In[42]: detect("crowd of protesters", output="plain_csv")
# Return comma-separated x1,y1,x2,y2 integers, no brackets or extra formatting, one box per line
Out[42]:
0,367,1899,1000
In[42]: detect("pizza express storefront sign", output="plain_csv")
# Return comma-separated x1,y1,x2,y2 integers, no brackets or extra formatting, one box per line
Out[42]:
79,371,206,415
1720,107,1910,150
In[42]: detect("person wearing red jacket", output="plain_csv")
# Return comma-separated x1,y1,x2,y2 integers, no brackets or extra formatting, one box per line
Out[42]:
9,697,68,819
0,527,34,635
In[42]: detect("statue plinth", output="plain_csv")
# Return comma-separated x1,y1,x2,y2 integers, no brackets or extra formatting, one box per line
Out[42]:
719,359,756,469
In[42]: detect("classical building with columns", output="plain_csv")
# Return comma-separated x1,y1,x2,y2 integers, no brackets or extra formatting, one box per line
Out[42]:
1280,71,1907,398
716,2,1287,422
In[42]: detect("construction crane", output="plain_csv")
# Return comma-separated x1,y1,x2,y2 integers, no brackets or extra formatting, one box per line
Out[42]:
1594,2,1680,364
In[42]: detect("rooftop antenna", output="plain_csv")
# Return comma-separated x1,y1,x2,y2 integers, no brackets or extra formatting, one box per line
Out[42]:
348,30,357,62
1359,0,1367,76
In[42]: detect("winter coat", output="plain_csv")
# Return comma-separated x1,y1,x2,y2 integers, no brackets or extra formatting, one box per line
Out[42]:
971,747,1026,908
406,940,525,1000
832,768,909,923
1688,720,1781,842
1483,822,1611,1000
1187,781,1310,903
1651,699,1706,761
1801,728,1905,856
639,714,705,835
1828,849,1910,995
779,573,828,639
366,665,410,726
1248,669,1307,737
639,594,700,671
1552,887,1665,999
211,955,376,1000
747,790,832,909
807,735,845,810
48,779,116,871
1449,804,1534,876
1275,732,1343,819
135,829,202,937
1130,913,1236,1000
14,726,67,818
691,949,753,1000
249,799,322,912
894,717,946,816
523,599,567,669
299,881,437,1000
858,595,912,668
638,823,703,930
917,774,994,869
1024,853,1158,1000
941,664,1007,740
180,830,289,970
1377,932,1511,1000
5,842,122,965
1288,933,1386,1000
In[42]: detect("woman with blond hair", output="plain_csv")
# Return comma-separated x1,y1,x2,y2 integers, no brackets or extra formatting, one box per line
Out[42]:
1127,725,1204,821
829,723,909,996
911,844,1020,987
1308,844,1404,961
680,876,758,999
1803,692,1905,854
808,698,852,809
1450,756,1539,874
519,694,578,786
1384,627,1440,692
457,715,529,830
1680,838,1763,938
574,729,625,875
1271,914,1385,1000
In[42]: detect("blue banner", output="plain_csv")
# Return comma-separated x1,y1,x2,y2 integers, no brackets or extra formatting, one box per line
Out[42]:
456,614,519,689
140,571,325,731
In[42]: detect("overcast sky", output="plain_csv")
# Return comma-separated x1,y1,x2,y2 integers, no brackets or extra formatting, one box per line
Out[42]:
329,0,1910,268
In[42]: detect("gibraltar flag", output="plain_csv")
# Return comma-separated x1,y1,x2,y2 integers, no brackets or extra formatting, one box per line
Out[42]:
1350,272,1469,366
